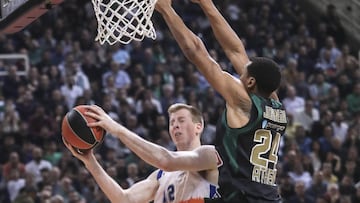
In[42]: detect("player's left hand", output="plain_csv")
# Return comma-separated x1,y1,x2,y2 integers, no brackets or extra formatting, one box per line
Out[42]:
62,136,95,162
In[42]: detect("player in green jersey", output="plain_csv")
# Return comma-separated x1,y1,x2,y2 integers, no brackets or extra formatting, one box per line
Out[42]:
155,0,287,202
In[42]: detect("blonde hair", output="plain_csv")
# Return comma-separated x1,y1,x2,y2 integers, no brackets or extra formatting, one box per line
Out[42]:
168,103,204,127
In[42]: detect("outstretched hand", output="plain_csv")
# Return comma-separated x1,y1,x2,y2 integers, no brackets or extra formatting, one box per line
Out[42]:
85,105,119,136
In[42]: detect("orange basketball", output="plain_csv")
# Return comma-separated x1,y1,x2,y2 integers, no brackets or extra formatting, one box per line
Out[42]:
61,105,105,152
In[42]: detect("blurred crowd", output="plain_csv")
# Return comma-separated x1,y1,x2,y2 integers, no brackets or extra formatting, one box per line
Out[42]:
0,0,359,202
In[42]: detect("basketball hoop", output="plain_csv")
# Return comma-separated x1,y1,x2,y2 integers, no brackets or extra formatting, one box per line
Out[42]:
91,0,157,45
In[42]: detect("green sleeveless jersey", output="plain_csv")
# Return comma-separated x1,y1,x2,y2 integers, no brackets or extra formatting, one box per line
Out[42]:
215,94,287,201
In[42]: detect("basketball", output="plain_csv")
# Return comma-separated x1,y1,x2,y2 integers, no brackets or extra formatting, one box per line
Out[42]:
61,105,105,152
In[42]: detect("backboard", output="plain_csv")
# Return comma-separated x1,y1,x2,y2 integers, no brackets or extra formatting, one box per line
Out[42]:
0,0,63,34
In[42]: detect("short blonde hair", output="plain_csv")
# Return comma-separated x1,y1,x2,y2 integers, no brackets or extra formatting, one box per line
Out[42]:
168,103,204,127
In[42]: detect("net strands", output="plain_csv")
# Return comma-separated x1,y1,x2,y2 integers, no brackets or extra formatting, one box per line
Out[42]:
92,0,157,45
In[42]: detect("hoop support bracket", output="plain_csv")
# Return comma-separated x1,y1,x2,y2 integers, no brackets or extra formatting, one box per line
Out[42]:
0,0,64,34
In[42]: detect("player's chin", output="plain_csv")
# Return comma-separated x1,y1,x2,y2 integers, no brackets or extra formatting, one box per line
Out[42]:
174,141,188,151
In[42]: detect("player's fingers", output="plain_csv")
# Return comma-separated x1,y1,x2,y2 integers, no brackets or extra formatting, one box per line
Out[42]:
62,137,83,157
63,139,74,152
85,105,99,115
90,104,104,113
62,138,77,154
87,121,100,128
62,137,71,148
84,111,100,120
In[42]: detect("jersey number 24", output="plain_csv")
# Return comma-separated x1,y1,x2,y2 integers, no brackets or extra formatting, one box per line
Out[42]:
250,129,281,168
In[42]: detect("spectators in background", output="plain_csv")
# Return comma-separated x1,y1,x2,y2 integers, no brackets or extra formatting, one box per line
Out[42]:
0,0,359,202
283,84,305,116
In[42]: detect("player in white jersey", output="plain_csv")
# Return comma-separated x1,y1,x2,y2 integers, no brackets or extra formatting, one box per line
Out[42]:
155,170,219,202
63,103,222,203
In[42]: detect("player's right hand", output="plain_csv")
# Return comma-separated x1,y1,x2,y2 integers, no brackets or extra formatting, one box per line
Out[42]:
85,105,118,134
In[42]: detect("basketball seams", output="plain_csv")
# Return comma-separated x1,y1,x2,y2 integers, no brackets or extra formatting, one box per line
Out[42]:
61,105,105,151
64,114,93,149
73,108,98,142
75,106,105,142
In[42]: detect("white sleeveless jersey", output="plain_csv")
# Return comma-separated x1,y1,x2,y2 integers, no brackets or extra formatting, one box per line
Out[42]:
154,170,220,203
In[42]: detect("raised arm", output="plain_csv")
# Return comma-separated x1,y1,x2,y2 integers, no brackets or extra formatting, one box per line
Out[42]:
85,105,220,172
193,0,249,75
155,0,248,105
63,139,158,203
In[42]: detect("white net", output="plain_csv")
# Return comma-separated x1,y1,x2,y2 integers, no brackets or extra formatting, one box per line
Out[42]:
92,0,157,45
